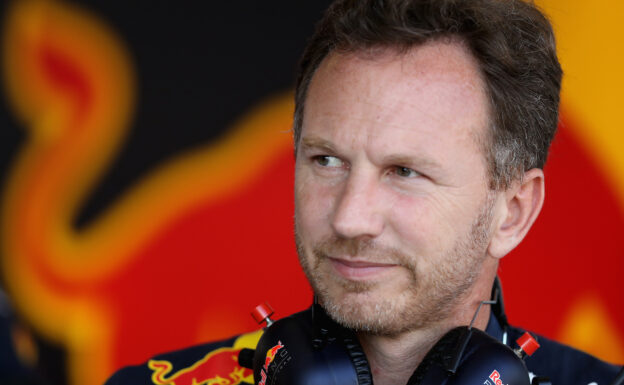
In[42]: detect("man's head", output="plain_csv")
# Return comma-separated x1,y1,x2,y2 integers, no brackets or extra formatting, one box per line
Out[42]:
293,0,561,336
294,0,562,190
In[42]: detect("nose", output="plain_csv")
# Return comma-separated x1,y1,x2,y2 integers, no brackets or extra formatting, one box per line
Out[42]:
330,172,385,239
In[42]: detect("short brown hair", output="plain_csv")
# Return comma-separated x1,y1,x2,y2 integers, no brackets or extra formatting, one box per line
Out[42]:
294,0,562,189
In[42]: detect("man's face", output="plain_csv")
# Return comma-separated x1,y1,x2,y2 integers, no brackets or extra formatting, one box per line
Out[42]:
294,41,498,336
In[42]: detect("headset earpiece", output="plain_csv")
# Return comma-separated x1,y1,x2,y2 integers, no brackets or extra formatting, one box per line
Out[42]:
252,305,370,385
408,326,531,385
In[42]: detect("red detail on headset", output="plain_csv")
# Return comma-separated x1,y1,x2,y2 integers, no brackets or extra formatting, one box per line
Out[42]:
252,302,274,325
516,332,540,356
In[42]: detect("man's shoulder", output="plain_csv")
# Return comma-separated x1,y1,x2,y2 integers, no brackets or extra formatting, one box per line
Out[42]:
104,330,263,385
506,324,621,384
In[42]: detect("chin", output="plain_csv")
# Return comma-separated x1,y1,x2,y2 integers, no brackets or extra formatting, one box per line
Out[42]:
313,277,427,336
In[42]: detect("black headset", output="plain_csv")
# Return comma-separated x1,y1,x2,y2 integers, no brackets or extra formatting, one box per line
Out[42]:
239,278,544,385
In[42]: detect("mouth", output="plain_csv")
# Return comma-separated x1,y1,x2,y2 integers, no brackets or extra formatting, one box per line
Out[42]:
327,257,398,280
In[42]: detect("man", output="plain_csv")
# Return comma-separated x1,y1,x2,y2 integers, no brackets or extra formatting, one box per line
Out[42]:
106,0,622,384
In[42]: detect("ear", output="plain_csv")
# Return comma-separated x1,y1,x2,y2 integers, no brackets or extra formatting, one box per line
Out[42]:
487,168,545,259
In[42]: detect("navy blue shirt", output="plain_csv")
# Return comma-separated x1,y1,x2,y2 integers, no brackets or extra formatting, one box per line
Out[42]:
106,308,622,385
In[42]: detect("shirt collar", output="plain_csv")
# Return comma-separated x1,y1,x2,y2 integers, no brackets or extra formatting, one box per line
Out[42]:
485,308,507,345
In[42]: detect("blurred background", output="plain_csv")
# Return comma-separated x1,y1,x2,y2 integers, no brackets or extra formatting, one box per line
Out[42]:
0,1,622,384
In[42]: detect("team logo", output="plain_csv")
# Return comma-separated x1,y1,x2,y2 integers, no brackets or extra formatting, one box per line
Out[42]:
149,347,253,385
258,341,285,385
486,369,506,385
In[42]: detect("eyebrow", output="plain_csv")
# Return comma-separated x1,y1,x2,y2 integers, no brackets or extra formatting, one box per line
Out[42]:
299,136,338,153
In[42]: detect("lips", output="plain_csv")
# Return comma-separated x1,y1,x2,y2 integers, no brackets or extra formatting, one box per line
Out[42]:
328,257,398,280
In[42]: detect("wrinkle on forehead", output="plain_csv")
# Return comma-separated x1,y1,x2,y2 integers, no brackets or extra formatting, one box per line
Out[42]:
313,38,491,148
317,44,485,116
331,37,486,91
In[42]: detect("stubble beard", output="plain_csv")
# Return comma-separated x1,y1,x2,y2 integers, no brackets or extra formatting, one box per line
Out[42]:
295,194,496,337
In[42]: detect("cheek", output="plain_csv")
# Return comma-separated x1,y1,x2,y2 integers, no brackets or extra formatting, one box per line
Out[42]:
294,170,336,239
386,194,433,250
387,193,473,253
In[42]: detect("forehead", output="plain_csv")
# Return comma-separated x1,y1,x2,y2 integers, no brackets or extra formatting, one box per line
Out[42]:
302,40,490,176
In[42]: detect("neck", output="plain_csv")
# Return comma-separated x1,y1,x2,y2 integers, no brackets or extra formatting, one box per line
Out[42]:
358,265,497,385
358,326,444,385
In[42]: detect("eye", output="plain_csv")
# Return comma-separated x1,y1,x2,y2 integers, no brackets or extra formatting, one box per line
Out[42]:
394,166,420,178
314,155,344,168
